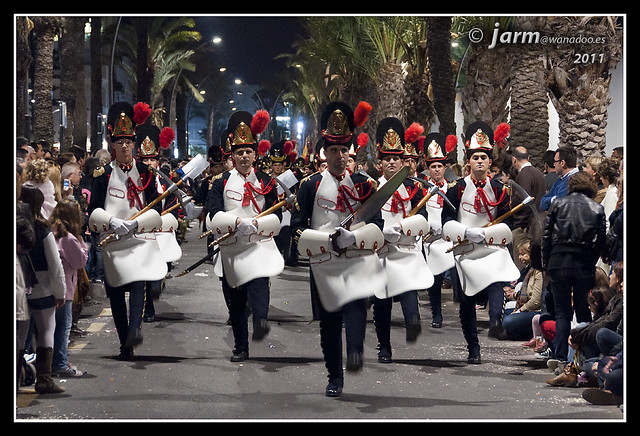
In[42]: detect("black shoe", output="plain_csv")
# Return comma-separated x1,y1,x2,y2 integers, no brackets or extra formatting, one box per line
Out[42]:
467,351,481,364
405,319,422,343
325,383,343,397
230,350,248,362
346,352,363,372
118,347,134,361
125,329,143,348
488,323,509,340
252,319,270,341
377,347,392,363
143,314,155,323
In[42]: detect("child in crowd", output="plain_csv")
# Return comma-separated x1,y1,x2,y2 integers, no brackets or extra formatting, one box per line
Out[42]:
49,198,88,377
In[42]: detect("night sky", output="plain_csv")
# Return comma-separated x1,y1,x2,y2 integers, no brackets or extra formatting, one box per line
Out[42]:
194,15,307,86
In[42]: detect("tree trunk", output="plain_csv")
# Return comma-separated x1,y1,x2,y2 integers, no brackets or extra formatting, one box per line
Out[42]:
59,17,87,151
31,17,62,145
426,16,456,136
90,17,103,154
508,17,550,168
545,16,622,157
16,16,33,140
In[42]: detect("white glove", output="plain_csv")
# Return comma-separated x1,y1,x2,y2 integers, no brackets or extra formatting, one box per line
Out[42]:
383,224,402,242
109,216,137,236
236,217,258,236
429,220,442,236
464,227,485,243
334,227,356,249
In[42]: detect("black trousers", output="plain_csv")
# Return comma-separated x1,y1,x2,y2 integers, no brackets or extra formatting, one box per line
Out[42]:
106,281,146,349
310,270,367,388
547,266,594,362
221,275,270,353
373,290,419,355
451,267,506,354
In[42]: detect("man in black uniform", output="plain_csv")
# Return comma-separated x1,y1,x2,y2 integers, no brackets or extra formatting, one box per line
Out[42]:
290,101,385,397
205,110,284,362
88,101,166,360
440,121,519,364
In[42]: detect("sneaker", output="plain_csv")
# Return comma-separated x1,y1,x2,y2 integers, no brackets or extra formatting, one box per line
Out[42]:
535,348,552,359
546,359,560,372
53,363,84,377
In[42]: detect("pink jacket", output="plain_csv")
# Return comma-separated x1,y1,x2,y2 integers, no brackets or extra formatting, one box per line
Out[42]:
56,233,89,301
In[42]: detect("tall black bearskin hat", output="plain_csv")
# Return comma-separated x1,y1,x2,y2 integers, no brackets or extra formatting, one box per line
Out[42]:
376,117,405,158
136,124,174,159
107,101,151,142
424,132,458,165
320,101,372,149
226,109,270,152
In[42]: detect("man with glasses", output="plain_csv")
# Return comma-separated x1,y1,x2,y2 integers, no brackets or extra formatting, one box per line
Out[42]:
540,146,579,211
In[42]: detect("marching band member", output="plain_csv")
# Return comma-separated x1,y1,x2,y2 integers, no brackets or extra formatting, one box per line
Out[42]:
421,132,457,328
88,102,167,360
205,110,284,363
441,121,519,364
290,101,384,397
135,123,178,323
373,118,433,363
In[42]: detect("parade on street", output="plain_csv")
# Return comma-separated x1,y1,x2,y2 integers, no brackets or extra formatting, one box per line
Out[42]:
16,15,625,423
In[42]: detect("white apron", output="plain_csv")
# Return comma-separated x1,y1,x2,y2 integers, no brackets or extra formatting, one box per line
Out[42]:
448,175,519,296
422,180,455,275
306,171,385,312
99,162,168,287
376,176,433,299
215,168,284,288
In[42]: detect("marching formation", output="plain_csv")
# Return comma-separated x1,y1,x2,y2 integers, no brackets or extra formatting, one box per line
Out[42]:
17,98,623,406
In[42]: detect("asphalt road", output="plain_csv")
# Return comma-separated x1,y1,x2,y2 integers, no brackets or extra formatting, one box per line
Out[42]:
15,222,625,422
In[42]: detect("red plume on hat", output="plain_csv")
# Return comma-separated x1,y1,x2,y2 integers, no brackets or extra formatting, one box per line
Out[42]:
159,127,175,149
251,110,270,135
258,140,271,157
404,122,424,145
353,101,372,127
445,135,458,154
133,102,152,126
357,132,369,149
416,136,426,154
493,123,510,148
283,140,294,156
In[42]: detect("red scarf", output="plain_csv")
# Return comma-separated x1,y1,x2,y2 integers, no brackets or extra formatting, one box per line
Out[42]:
471,177,506,221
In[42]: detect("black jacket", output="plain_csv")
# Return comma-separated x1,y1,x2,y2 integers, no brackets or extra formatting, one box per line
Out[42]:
541,192,606,270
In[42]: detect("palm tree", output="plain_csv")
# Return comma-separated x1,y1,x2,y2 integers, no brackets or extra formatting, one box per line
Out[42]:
508,16,549,167
452,16,513,145
545,16,622,157
31,16,64,145
16,16,33,139
59,16,88,151
426,16,456,137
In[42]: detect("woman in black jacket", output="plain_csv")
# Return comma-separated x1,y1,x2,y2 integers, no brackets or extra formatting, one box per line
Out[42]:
541,171,607,366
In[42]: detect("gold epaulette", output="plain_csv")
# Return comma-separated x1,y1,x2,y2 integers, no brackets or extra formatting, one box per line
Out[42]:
298,171,320,186
93,166,105,178
208,171,225,189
